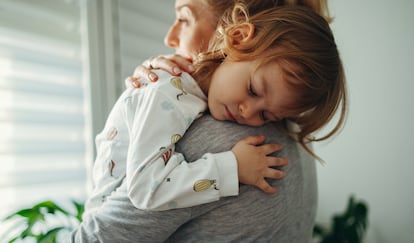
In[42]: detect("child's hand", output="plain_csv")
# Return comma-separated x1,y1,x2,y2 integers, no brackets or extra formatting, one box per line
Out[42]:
126,54,194,88
231,135,288,194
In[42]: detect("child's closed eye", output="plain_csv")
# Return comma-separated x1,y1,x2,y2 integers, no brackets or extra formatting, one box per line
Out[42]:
248,80,258,97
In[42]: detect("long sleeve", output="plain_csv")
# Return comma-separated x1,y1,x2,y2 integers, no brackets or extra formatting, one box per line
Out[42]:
125,71,238,211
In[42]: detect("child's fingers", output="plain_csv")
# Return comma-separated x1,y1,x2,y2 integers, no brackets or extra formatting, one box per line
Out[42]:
240,135,266,145
256,180,277,194
267,157,288,167
264,168,286,180
258,143,283,155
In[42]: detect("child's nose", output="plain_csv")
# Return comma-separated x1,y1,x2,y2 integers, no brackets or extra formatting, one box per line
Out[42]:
238,103,263,126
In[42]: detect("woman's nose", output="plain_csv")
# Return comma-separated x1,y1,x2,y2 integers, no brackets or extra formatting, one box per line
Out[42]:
164,23,179,48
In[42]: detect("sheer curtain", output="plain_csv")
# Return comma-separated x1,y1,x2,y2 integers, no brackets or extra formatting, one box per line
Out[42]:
0,0,174,230
0,0,90,219
117,0,173,79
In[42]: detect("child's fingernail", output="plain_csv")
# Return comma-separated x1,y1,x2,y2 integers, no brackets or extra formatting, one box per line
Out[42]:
188,65,195,72
149,73,158,82
133,80,141,88
173,67,182,74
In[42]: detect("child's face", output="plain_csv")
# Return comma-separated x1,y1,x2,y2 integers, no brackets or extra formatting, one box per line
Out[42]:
208,59,299,127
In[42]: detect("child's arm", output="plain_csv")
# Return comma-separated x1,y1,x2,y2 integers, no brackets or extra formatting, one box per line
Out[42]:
125,71,286,211
127,148,238,211
127,137,286,211
124,77,239,210
125,71,232,211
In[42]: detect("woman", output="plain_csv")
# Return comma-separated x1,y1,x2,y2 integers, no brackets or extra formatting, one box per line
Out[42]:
69,1,332,242
129,0,331,85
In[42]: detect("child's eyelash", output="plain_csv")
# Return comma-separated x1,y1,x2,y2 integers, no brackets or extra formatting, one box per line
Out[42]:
260,111,266,121
248,81,257,96
249,80,266,122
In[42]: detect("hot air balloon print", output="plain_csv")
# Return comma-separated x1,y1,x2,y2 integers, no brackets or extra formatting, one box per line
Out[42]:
170,77,187,100
171,134,182,144
193,179,218,192
161,148,173,165
108,160,115,176
106,127,118,140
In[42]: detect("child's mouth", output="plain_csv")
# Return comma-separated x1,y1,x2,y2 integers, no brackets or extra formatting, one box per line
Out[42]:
225,107,237,122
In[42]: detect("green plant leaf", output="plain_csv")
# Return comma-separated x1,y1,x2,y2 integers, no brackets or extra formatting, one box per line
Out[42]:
37,227,65,243
6,207,46,240
71,200,85,222
3,200,64,222
314,195,369,243
1,199,86,243
344,196,355,218
8,236,19,243
313,224,327,237
34,200,70,216
4,207,42,221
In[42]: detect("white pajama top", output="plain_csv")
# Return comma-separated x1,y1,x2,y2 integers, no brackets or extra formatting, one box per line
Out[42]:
86,71,238,212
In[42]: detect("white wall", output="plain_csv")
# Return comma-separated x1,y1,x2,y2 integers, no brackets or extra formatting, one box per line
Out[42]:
314,1,414,242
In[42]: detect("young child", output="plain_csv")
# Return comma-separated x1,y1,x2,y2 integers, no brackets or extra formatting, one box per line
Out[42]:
85,3,346,213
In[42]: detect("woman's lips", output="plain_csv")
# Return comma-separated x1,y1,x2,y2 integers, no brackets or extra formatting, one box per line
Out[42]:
225,107,237,122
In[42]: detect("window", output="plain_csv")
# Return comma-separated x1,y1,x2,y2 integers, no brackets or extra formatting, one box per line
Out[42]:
0,0,174,234
117,0,173,79
0,0,90,219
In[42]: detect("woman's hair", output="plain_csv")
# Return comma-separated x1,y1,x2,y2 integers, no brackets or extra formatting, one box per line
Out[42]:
193,2,347,159
203,0,332,28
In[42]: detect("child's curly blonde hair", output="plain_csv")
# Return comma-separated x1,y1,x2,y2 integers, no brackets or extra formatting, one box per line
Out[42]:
193,2,347,160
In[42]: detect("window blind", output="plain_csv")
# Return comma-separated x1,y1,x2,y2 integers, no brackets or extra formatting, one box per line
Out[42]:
0,0,176,230
117,0,174,80
0,0,90,220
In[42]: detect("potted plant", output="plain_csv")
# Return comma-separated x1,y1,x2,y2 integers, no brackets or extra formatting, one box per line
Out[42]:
313,195,369,243
1,200,84,243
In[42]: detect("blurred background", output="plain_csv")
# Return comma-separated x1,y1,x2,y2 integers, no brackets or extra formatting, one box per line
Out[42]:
315,1,414,243
0,0,413,242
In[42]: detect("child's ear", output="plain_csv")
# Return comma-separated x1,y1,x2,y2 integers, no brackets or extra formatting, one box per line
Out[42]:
230,23,254,46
